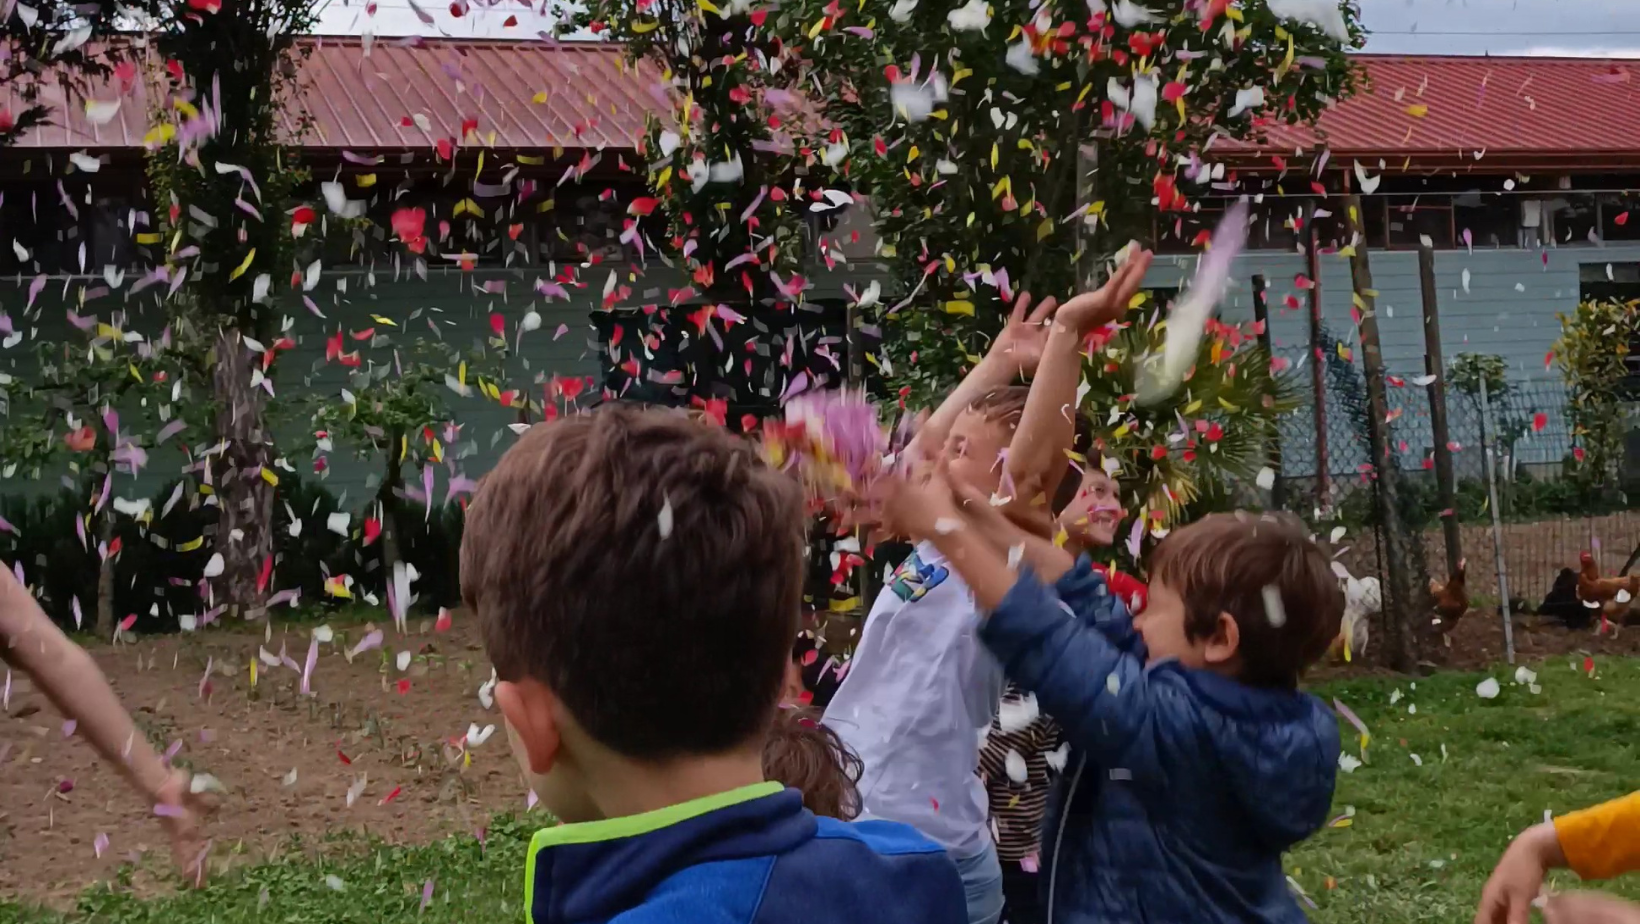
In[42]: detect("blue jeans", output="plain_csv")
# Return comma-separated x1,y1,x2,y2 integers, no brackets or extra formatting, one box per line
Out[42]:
953,841,1004,924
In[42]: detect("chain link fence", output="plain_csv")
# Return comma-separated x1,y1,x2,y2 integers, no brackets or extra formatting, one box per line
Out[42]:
1263,346,1640,667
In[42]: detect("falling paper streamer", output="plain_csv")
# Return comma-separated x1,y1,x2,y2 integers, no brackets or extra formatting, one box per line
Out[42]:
300,636,319,695
1135,198,1249,406
346,629,383,661
389,561,413,633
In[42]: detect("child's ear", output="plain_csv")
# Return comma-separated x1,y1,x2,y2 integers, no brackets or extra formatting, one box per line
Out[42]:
1203,611,1241,666
496,677,563,775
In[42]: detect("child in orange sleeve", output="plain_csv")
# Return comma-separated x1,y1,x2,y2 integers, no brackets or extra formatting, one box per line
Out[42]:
1476,791,1640,924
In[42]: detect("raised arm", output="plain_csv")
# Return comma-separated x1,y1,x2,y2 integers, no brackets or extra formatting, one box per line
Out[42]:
1002,251,1154,504
0,566,207,883
910,293,1059,460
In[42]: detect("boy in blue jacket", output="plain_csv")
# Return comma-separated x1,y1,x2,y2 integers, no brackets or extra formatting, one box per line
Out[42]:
461,405,966,924
881,477,1344,924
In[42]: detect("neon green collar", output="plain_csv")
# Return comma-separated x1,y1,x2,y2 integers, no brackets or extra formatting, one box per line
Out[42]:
522,781,784,921
528,781,784,850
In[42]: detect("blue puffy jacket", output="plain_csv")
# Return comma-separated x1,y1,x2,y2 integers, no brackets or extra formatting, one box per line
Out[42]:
979,561,1340,924
524,782,967,924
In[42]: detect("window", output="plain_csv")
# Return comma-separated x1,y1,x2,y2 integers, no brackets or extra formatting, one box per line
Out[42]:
1600,193,1640,242
1453,193,1519,248
1385,195,1454,249
1548,194,1599,245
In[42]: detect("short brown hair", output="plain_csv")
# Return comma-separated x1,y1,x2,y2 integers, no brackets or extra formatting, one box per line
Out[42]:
969,388,1094,515
1149,512,1343,688
968,385,1030,426
462,404,806,758
761,707,862,819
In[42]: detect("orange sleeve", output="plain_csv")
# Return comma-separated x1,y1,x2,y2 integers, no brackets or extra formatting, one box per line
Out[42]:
1554,791,1640,881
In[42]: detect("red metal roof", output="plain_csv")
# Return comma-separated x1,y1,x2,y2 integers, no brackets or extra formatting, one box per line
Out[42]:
4,36,657,151
12,47,1640,168
1228,54,1640,167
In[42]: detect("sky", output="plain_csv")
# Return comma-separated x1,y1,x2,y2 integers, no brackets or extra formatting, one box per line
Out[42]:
311,0,1640,59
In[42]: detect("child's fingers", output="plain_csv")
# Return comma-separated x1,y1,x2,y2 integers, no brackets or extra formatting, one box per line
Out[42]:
1008,292,1031,327
1544,891,1640,924
1027,295,1058,325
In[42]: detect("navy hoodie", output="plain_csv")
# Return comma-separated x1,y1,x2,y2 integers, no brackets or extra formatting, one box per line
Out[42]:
524,782,967,924
980,561,1340,924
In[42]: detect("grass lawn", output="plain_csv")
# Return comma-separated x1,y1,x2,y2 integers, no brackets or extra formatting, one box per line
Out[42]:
3,657,1638,924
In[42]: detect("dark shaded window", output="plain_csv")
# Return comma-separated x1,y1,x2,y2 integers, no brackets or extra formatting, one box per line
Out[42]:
1550,194,1599,245
1386,195,1453,249
1600,193,1640,242
1453,193,1519,248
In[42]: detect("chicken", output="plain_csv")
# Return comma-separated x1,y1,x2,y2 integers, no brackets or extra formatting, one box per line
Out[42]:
1430,560,1469,635
1576,552,1640,636
1327,575,1379,664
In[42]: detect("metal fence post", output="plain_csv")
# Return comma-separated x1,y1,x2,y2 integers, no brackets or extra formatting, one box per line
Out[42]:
1345,192,1418,671
1478,376,1517,665
1418,244,1463,575
1305,200,1330,508
1251,274,1287,509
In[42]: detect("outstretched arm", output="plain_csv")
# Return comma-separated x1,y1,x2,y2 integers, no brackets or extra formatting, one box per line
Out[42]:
0,566,208,883
879,472,1162,764
1002,251,1154,506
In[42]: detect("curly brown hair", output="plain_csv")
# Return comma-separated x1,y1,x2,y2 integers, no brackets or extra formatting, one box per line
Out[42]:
761,707,863,820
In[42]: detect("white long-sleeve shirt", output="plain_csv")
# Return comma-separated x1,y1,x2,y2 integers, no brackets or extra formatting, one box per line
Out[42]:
821,542,1004,859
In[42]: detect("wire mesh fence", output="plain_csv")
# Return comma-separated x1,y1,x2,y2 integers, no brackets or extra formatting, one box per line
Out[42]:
1264,360,1640,666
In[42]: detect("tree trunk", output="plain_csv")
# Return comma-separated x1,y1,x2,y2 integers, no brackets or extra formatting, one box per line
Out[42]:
96,514,115,639
379,433,405,603
211,326,275,620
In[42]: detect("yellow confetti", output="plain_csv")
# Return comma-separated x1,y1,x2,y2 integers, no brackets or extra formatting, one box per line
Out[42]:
631,18,658,32
259,467,279,486
249,657,257,689
135,232,162,245
370,315,398,326
1406,104,1428,118
906,145,920,163
177,536,204,552
356,173,377,187
943,300,975,316
228,248,256,282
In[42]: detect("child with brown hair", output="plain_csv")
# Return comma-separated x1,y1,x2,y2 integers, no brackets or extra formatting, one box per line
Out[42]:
822,251,1153,924
879,469,1344,924
762,707,862,821
461,404,964,924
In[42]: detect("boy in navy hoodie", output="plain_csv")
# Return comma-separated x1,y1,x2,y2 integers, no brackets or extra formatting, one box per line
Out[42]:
880,479,1343,924
462,405,965,924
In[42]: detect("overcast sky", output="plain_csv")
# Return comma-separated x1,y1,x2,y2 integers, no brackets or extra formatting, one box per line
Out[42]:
312,0,1640,58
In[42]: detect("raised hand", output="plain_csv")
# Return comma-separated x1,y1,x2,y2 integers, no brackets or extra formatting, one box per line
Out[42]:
986,292,1060,377
1054,249,1155,335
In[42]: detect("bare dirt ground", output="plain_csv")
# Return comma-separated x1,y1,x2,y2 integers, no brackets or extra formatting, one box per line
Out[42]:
0,613,526,908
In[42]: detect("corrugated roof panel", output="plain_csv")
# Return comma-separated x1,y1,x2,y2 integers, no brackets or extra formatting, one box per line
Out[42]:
9,48,1640,163
1230,54,1640,159
2,36,657,152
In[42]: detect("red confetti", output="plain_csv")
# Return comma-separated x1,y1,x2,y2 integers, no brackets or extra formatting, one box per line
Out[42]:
380,785,403,805
338,748,353,765
1533,412,1548,432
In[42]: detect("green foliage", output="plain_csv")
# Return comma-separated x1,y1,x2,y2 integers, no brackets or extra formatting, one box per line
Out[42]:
1448,352,1509,400
1082,307,1298,523
774,0,1364,395
1552,298,1636,492
552,0,810,295
144,0,318,335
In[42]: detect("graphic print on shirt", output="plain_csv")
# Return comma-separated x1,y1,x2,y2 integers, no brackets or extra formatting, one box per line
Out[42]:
888,550,949,602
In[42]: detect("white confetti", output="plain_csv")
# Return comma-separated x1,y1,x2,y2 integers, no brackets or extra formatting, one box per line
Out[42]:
396,651,412,672
202,553,225,578
1261,584,1286,628
1105,673,1121,695
1338,752,1362,773
997,693,1039,733
326,511,351,536
1475,677,1501,699
1256,467,1276,490
1004,749,1028,784
657,497,674,539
